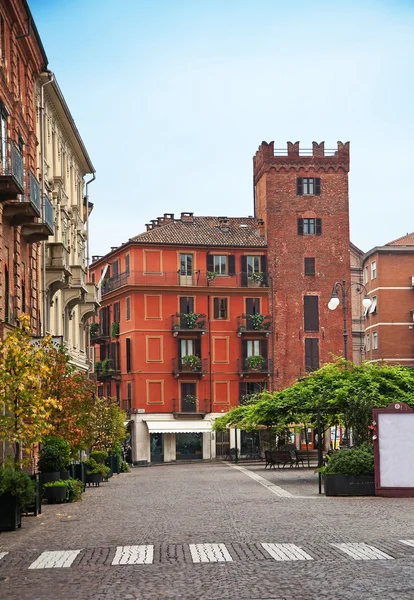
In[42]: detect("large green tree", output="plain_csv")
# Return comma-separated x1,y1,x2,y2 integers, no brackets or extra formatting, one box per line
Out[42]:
214,360,414,447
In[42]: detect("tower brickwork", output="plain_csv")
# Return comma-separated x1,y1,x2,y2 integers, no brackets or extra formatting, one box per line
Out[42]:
254,140,351,389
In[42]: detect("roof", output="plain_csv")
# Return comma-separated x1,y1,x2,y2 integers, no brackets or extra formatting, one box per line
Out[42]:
386,232,414,246
130,216,267,247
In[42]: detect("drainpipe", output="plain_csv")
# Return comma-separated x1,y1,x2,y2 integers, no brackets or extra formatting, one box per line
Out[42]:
39,70,54,336
84,173,95,279
84,173,95,375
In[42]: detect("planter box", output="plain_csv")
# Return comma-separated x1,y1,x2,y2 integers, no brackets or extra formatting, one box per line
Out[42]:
324,474,375,496
0,493,21,531
108,455,120,475
60,470,70,480
86,473,102,487
23,474,42,517
40,471,61,484
44,485,67,504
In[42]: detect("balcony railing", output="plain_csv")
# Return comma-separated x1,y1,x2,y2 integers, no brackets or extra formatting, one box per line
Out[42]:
28,171,41,215
95,358,120,378
101,271,270,295
172,397,209,414
10,143,24,190
237,314,272,335
172,357,208,376
171,313,206,335
44,195,54,231
238,358,272,376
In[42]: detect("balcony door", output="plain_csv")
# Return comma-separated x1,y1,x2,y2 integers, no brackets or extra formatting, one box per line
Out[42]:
180,382,197,413
1,109,7,173
180,253,193,286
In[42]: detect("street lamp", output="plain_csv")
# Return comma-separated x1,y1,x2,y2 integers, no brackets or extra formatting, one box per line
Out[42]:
328,279,371,365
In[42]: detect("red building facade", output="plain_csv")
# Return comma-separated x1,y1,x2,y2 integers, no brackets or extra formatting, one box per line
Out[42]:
90,141,352,462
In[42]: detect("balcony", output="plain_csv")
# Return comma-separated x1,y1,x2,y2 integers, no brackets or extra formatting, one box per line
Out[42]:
0,143,24,201
90,323,110,345
238,357,272,377
78,282,100,324
100,271,270,295
172,357,208,377
237,314,272,336
172,397,209,417
45,242,71,297
20,179,54,242
171,313,206,336
95,359,121,380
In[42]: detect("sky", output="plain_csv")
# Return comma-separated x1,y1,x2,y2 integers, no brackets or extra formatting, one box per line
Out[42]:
29,0,414,258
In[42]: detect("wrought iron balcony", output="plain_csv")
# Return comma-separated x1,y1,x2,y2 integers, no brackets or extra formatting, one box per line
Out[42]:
171,313,206,336
44,194,54,231
95,358,120,380
172,397,209,415
237,314,272,335
0,143,24,201
238,357,272,377
172,357,208,377
28,171,41,215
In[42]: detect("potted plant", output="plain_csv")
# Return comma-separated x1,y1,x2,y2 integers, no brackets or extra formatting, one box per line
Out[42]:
245,355,265,371
65,478,83,503
248,271,263,286
90,450,111,477
38,436,71,483
248,313,265,330
84,458,109,486
0,468,35,531
94,360,102,374
111,321,120,337
43,480,68,504
180,312,200,329
101,358,110,375
90,322,99,340
206,271,216,284
321,445,375,496
181,354,201,371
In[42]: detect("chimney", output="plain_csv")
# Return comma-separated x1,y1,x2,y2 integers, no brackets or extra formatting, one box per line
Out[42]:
110,247,118,252
151,219,159,227
181,212,194,223
163,213,174,222
257,218,266,236
145,223,153,231
92,255,102,263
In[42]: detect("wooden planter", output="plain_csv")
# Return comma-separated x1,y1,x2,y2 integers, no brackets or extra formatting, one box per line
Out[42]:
0,493,21,531
324,474,375,496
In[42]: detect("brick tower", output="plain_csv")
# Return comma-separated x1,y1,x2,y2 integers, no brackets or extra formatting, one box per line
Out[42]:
253,141,351,390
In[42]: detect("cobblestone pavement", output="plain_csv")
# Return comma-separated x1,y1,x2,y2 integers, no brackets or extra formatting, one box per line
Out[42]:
1,462,414,599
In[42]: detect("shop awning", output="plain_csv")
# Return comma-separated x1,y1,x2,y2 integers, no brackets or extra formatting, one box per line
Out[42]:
144,420,212,433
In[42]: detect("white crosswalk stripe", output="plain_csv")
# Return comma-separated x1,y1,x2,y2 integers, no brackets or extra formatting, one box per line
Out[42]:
28,550,81,569
0,552,8,561
112,545,154,565
189,543,233,563
400,540,414,548
261,543,313,561
332,543,393,560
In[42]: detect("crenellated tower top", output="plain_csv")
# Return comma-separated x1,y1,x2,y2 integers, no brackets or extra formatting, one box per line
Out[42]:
253,140,350,183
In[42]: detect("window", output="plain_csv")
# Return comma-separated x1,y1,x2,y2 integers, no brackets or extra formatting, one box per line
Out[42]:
180,253,193,275
127,382,132,410
372,331,378,350
112,259,119,278
113,301,120,324
179,296,194,314
369,296,377,314
106,383,111,398
126,338,131,372
364,266,369,284
247,256,261,275
305,338,319,371
97,386,104,398
304,257,315,276
371,260,377,280
126,297,131,320
125,254,130,275
213,297,228,319
207,254,235,275
0,105,7,173
366,333,371,351
213,255,227,275
297,218,322,236
297,177,321,196
0,14,5,63
91,273,95,283
247,339,261,357
180,339,194,357
304,296,319,332
246,298,260,315
116,383,120,402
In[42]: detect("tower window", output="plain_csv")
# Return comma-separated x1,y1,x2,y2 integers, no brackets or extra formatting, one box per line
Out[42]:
304,258,316,276
297,218,322,236
297,178,321,196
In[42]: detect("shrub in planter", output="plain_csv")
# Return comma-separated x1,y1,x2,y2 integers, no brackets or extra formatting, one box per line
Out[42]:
206,271,216,283
43,480,68,504
0,468,36,529
90,451,108,465
65,478,83,502
321,446,375,497
245,355,264,371
248,313,265,330
38,437,71,482
248,272,263,284
84,458,109,486
181,354,201,371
